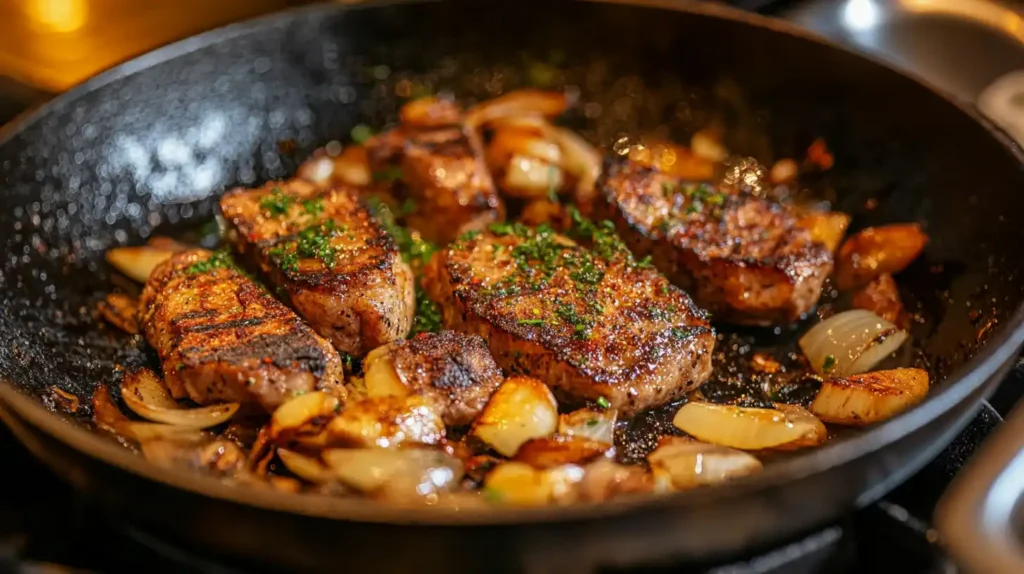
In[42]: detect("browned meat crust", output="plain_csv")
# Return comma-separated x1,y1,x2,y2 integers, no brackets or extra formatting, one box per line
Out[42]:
139,249,344,411
219,180,414,356
387,331,504,426
423,223,715,415
593,159,832,325
366,127,504,244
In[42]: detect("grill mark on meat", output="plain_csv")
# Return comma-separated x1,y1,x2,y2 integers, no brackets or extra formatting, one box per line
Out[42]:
593,159,832,325
138,249,344,411
219,180,414,356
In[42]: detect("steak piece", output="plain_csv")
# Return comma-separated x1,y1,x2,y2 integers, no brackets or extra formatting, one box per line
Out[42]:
220,180,415,356
365,126,503,244
139,249,345,411
364,330,504,426
423,222,715,414
593,159,832,325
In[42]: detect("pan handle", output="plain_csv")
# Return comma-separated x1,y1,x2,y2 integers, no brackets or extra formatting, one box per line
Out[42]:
935,400,1024,572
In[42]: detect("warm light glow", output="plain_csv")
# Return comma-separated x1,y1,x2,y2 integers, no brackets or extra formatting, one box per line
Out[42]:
843,0,881,32
25,0,87,34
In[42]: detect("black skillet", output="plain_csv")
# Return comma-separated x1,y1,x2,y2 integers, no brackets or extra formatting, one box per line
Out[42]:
1,1,1023,572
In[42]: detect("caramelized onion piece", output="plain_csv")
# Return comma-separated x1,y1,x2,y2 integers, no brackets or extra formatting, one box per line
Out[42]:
326,394,445,448
465,89,570,128
363,343,409,398
483,462,585,506
648,437,762,490
811,368,929,426
797,212,851,253
799,309,909,377
503,155,564,199
322,448,463,497
672,401,826,451
268,391,341,443
92,386,209,443
106,246,176,283
557,408,617,445
471,377,558,457
834,223,928,289
97,293,139,334
851,273,908,328
277,449,336,484
514,435,611,469
486,128,562,171
121,368,239,428
400,96,463,128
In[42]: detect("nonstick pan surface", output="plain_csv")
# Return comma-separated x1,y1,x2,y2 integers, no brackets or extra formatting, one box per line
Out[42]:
1,1,1024,570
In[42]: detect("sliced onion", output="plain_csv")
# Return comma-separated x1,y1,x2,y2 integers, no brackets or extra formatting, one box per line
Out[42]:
648,438,762,490
93,385,209,443
487,129,562,170
363,343,410,398
471,377,559,457
543,125,602,203
322,448,463,496
268,391,341,442
557,408,617,445
799,309,909,377
277,449,336,484
503,155,564,199
672,401,826,451
465,89,570,128
106,247,176,283
121,368,239,428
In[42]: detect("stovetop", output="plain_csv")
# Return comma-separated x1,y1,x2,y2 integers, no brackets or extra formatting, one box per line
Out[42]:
3,1,1024,572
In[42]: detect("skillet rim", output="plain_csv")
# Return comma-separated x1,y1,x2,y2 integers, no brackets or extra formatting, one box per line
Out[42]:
1,0,1024,526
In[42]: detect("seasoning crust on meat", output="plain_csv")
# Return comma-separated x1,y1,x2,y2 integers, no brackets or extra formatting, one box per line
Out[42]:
138,249,345,411
593,159,833,325
424,221,715,414
366,330,504,426
220,180,415,356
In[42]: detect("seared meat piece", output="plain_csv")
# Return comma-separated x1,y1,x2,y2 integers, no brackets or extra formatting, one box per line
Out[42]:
366,126,503,244
423,223,715,414
219,180,415,356
138,249,345,411
593,159,832,325
364,331,504,426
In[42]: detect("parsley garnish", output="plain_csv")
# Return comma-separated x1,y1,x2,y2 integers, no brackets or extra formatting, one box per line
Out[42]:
670,327,694,340
412,287,443,335
268,220,347,273
596,396,611,409
517,319,546,326
185,248,234,274
259,187,294,216
585,418,600,427
302,198,324,217
822,355,837,373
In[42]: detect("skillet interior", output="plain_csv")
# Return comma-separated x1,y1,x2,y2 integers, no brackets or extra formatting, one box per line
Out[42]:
1,0,1023,535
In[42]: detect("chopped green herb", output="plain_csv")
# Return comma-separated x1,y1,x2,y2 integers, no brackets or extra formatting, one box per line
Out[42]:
411,287,443,335
670,327,694,340
517,318,546,326
341,353,356,373
302,198,324,217
268,220,348,273
365,196,438,268
185,248,234,275
585,418,600,427
636,255,654,269
596,396,611,409
822,355,837,373
373,166,404,183
350,124,374,144
458,229,482,241
259,187,294,216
